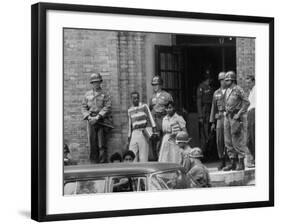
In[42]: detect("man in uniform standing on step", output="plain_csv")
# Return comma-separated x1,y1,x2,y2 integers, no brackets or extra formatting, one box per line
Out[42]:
222,71,250,171
210,72,227,170
149,75,173,159
196,70,214,151
82,73,113,163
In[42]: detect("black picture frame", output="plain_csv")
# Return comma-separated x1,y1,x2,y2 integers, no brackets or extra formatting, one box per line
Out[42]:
31,2,274,222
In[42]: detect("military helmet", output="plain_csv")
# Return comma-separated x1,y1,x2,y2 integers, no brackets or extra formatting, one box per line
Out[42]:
189,147,203,158
225,71,236,81
90,73,103,83
218,72,226,80
175,131,192,144
151,76,163,85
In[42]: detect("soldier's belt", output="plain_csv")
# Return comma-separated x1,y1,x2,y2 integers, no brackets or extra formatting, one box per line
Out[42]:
226,109,240,118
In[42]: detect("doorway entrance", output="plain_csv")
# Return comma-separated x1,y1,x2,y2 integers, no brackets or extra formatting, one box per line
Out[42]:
155,35,236,161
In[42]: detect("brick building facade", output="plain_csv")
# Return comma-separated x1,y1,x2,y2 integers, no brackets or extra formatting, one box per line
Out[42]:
63,28,254,164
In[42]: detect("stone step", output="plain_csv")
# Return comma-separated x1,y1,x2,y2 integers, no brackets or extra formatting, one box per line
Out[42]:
209,168,255,187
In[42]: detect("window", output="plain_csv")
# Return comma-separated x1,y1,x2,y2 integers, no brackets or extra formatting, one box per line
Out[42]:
110,176,147,192
150,169,190,190
64,179,106,195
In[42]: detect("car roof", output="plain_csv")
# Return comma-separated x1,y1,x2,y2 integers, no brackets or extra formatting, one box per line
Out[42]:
64,162,184,180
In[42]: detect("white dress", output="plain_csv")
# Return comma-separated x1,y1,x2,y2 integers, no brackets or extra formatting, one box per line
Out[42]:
158,113,186,163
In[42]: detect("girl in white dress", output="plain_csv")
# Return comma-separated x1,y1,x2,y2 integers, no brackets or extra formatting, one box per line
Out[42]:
158,101,187,163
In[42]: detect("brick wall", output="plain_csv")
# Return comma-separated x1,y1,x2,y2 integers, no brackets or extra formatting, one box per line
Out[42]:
64,30,255,164
64,29,147,163
236,38,255,92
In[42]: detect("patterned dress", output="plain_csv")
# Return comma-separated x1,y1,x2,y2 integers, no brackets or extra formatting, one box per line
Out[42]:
158,113,186,163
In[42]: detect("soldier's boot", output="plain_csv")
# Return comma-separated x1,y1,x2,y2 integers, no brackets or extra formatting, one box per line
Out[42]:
222,158,236,171
236,158,245,171
218,157,226,170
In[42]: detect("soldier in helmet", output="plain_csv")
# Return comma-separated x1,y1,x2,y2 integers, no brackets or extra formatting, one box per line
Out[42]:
210,72,227,170
187,147,211,188
149,75,173,159
82,73,113,163
222,71,250,171
175,131,193,171
196,69,214,151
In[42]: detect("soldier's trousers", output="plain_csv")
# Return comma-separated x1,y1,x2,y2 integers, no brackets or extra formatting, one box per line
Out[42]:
87,122,107,163
224,114,247,159
151,112,165,159
247,108,255,160
216,117,225,159
129,129,149,162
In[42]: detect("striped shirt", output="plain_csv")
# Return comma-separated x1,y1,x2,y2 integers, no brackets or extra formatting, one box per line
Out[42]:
128,103,156,137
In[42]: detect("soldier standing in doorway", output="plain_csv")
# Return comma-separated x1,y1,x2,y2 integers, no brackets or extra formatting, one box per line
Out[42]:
196,69,214,152
82,73,113,164
210,72,227,170
222,71,250,171
149,75,173,159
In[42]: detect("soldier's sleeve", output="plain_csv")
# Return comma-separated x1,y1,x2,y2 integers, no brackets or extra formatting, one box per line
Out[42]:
148,97,153,111
196,86,203,118
209,92,217,123
81,94,90,120
238,87,250,114
189,167,205,186
98,93,112,118
143,104,156,128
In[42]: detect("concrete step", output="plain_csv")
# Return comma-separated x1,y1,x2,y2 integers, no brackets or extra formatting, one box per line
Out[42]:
209,168,255,187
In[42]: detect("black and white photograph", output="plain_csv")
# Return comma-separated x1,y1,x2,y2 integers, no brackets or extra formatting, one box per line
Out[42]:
63,29,256,195
30,2,274,221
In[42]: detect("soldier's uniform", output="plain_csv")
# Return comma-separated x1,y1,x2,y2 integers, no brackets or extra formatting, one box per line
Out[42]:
128,103,156,162
223,71,250,171
210,72,226,161
187,148,211,188
149,76,173,158
196,81,213,150
82,73,113,163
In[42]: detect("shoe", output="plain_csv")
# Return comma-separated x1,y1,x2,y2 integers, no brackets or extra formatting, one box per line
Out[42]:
236,158,245,171
218,158,226,170
222,158,236,171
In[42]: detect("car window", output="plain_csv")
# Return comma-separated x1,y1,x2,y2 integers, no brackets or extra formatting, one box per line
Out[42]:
110,176,146,192
64,179,106,195
150,169,189,190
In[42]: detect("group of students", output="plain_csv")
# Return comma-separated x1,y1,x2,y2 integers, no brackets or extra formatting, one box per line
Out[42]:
124,89,211,187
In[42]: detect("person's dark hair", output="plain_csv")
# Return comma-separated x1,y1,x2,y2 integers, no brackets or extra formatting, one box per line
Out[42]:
123,150,135,160
131,91,140,98
64,144,70,153
110,152,122,162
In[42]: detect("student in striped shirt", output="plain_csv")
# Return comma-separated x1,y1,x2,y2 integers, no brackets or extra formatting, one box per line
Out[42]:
128,92,156,162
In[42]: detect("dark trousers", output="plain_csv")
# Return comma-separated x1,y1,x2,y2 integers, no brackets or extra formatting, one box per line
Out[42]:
87,122,108,163
247,108,255,160
216,117,225,159
151,112,165,160
199,104,211,151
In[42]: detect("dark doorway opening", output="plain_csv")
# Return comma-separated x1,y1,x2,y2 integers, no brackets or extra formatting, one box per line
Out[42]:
155,35,237,162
